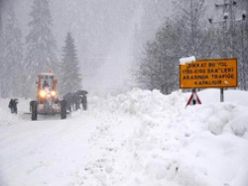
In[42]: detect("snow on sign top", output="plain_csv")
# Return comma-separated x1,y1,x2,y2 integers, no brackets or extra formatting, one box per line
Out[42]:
179,56,196,65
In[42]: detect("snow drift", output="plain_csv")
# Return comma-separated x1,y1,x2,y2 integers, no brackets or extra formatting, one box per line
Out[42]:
0,89,248,186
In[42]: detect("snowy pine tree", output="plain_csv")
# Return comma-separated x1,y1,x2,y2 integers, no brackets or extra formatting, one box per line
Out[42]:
25,0,58,97
60,33,82,95
137,20,179,94
176,0,210,58
0,2,24,97
138,0,209,94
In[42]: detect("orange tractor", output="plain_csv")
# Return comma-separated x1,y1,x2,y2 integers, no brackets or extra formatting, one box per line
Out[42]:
30,72,67,120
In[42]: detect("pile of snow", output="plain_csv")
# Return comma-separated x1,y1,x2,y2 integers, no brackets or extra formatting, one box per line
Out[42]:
83,89,248,186
179,56,196,65
0,88,248,186
89,89,186,115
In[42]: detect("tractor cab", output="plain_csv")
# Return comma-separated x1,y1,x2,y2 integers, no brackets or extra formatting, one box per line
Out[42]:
36,73,58,103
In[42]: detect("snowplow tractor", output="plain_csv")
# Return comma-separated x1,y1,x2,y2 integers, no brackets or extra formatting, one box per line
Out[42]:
30,72,67,120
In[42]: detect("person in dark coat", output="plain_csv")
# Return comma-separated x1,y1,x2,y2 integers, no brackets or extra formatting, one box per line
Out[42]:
8,98,18,114
73,93,81,111
75,90,88,111
63,92,73,112
8,99,14,113
81,94,87,110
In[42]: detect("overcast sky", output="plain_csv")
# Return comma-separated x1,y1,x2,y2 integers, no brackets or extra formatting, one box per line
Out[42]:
12,0,175,94
12,0,221,94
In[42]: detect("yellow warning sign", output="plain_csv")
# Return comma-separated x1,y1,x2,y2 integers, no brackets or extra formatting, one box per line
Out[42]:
179,58,238,89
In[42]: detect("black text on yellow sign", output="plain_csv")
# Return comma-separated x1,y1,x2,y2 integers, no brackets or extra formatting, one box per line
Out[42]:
179,58,238,89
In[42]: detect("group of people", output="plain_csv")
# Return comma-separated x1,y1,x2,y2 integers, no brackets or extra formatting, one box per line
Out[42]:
8,98,18,114
8,90,88,114
63,90,88,112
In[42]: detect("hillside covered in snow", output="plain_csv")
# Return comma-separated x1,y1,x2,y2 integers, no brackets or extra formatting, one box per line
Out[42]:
0,89,248,186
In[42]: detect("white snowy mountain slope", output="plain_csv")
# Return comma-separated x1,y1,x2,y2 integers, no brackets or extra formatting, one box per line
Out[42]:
0,89,248,186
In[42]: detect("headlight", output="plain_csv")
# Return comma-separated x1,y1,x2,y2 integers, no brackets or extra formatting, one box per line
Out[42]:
39,90,46,98
51,91,57,96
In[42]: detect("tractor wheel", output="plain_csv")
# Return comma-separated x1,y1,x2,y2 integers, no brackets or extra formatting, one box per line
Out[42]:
31,101,38,121
60,100,67,119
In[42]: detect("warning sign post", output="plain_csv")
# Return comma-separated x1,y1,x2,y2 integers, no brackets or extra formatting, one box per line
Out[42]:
179,58,238,103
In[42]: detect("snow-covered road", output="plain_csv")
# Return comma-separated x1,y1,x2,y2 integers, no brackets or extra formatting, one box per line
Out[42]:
0,89,248,186
0,112,97,185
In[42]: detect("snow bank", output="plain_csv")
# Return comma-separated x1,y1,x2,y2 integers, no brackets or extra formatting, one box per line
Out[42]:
0,89,248,186
90,88,186,115
83,89,248,186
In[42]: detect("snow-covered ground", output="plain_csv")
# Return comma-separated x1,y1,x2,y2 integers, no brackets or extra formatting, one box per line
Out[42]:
0,89,248,186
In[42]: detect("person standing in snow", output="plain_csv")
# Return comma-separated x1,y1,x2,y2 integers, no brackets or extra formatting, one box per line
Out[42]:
8,98,18,114
63,92,73,112
81,94,87,111
73,93,81,110
8,99,14,113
